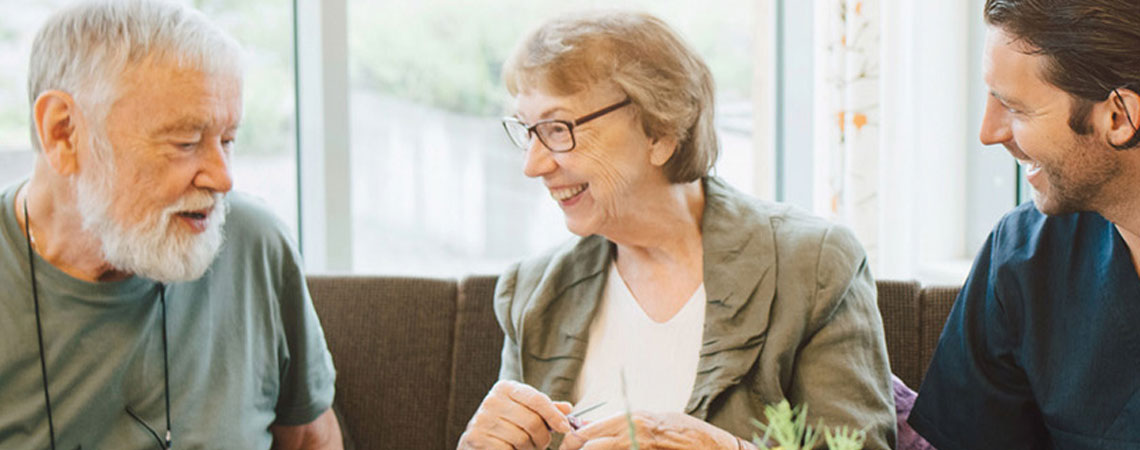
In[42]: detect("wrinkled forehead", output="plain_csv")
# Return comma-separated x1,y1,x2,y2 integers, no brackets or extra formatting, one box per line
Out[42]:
61,39,246,131
512,81,623,121
109,58,243,130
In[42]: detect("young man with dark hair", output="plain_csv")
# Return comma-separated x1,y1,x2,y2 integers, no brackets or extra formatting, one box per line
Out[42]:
909,0,1140,448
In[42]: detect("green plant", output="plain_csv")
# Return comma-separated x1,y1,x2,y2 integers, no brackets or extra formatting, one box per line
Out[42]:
749,399,865,450
823,426,866,450
750,400,820,450
620,370,640,450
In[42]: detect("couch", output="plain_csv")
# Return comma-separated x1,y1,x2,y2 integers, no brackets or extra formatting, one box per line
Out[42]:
306,276,959,450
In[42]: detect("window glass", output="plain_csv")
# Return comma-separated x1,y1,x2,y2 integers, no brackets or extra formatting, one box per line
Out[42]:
0,1,71,188
191,0,299,237
347,0,756,275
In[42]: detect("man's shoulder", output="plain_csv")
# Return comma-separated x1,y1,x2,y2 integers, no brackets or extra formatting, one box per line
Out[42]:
224,192,294,241
218,192,299,262
993,201,1052,237
987,202,1109,265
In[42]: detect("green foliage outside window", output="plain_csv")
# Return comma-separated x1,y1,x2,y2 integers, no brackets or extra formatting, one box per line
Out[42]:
0,0,753,154
348,0,754,116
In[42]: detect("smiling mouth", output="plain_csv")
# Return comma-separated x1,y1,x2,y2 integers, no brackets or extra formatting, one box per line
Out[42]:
1016,158,1042,176
550,184,588,201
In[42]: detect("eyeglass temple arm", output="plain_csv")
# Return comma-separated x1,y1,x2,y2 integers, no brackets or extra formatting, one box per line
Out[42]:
1112,88,1138,132
574,98,632,126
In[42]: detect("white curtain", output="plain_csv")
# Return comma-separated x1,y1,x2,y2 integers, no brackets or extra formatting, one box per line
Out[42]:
813,0,881,267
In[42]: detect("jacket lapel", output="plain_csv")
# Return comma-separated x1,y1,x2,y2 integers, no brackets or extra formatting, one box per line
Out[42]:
516,177,779,411
686,177,778,419
519,235,613,401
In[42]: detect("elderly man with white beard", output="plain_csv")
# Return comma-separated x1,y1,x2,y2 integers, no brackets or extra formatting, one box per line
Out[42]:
0,1,341,449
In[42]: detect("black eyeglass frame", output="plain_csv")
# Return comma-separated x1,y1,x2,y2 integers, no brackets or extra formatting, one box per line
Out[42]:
502,98,632,152
1110,87,1139,129
1092,85,1140,151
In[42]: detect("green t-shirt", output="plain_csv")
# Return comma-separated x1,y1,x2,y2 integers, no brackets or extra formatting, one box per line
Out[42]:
0,182,336,449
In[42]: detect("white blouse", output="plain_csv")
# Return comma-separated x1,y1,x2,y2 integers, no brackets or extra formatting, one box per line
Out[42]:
570,263,706,422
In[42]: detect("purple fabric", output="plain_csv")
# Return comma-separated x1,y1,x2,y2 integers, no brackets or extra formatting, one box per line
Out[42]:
893,374,936,450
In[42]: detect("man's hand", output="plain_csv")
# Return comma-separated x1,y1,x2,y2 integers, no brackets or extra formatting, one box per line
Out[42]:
558,411,747,450
458,380,575,450
271,408,343,450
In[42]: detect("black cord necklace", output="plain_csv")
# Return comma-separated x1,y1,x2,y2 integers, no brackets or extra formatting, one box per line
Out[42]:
22,196,173,449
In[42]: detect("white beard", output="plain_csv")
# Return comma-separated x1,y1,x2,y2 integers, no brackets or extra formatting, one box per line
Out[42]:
73,151,228,283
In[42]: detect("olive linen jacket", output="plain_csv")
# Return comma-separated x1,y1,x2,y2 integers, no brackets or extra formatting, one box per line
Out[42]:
493,177,896,449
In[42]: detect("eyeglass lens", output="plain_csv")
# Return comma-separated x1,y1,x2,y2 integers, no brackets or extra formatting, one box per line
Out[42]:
503,120,575,152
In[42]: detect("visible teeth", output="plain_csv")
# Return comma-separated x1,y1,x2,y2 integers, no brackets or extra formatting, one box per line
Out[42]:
550,184,587,201
1017,159,1041,175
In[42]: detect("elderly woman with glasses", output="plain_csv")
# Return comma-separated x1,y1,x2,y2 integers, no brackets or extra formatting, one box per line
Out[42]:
459,11,895,450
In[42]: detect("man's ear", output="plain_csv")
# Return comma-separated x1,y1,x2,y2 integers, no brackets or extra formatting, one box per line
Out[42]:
648,134,679,167
33,90,83,175
1104,88,1140,148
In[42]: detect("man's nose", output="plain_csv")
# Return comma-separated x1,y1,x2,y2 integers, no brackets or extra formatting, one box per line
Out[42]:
979,96,1013,146
194,140,233,194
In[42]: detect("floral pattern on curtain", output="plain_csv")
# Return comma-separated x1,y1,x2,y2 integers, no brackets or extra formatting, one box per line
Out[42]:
815,0,880,267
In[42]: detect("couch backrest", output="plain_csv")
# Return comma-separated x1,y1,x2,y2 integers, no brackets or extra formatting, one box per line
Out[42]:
447,276,501,449
872,281,959,389
307,275,959,450
308,276,459,450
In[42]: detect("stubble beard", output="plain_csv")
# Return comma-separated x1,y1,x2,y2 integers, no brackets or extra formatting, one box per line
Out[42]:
1033,134,1122,216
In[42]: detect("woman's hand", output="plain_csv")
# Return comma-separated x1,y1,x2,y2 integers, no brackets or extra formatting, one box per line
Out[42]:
458,380,574,450
558,411,746,450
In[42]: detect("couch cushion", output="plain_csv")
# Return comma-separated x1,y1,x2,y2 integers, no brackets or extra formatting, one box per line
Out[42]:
876,280,922,388
917,286,959,386
446,275,504,448
308,276,458,450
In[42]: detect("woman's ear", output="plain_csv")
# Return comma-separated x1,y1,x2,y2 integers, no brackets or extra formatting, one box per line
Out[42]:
33,90,83,176
1105,88,1140,148
648,134,679,167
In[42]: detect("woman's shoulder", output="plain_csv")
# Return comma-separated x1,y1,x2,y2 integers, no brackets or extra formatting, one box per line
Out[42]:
509,234,608,284
704,176,862,260
494,235,611,318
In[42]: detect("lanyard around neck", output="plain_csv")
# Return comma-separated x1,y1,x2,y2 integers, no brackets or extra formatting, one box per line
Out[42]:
22,196,173,449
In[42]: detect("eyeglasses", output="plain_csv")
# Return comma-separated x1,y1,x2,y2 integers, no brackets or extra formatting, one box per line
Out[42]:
502,98,632,152
1097,85,1139,150
1110,88,1138,132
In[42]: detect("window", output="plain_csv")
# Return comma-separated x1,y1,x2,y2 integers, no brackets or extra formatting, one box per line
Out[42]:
778,0,1019,284
342,0,758,275
190,0,299,238
6,0,1022,283
0,1,71,188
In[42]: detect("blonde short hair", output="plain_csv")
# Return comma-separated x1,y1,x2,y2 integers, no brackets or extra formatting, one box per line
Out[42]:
502,10,718,183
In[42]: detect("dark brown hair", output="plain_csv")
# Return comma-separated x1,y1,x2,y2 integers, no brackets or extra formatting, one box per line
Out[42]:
985,0,1140,149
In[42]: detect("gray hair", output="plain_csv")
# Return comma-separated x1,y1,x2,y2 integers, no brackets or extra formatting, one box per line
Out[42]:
28,0,244,152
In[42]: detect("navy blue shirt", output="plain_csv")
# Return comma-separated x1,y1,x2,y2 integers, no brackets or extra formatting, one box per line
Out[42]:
909,202,1140,450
